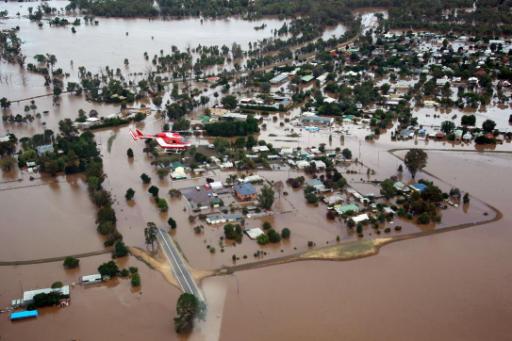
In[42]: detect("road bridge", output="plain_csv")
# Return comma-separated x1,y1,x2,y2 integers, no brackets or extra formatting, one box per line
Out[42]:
156,228,203,301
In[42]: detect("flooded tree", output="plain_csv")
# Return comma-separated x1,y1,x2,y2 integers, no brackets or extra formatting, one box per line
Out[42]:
63,256,79,269
114,240,129,257
98,260,119,278
167,217,177,229
342,148,352,160
281,228,291,239
482,119,496,133
0,97,11,108
221,95,237,110
157,198,168,212
140,173,151,184
380,179,397,199
441,121,455,134
0,156,16,171
258,185,275,210
144,222,157,250
404,149,427,179
125,188,135,200
174,293,199,334
148,185,159,198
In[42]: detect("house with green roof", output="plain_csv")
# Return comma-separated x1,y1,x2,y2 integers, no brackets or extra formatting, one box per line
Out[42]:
334,203,360,215
301,75,315,83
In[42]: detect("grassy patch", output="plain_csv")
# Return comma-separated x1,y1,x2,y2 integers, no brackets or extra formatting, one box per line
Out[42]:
300,238,391,260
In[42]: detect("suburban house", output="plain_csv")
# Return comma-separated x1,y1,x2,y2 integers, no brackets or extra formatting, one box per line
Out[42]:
234,183,257,201
393,181,410,193
36,144,54,156
323,194,344,206
301,74,315,83
351,213,370,224
269,72,289,85
334,203,360,215
302,115,334,126
306,179,328,193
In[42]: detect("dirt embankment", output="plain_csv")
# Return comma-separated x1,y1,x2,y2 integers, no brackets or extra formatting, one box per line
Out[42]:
130,246,180,288
129,246,213,290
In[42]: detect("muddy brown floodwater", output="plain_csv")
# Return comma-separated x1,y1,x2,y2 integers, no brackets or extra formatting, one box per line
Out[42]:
1,3,511,340
0,174,103,261
0,253,183,340
1,0,286,74
212,150,512,341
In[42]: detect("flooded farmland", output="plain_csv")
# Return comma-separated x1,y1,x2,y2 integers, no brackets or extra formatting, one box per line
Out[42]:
1,1,286,74
0,175,102,261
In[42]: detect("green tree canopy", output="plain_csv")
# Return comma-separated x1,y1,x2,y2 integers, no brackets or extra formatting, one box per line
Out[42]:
404,149,427,179
258,185,275,210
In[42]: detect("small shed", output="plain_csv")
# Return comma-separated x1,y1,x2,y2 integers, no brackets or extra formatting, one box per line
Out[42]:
209,181,223,191
80,274,103,285
352,213,369,224
245,228,265,240
10,310,38,321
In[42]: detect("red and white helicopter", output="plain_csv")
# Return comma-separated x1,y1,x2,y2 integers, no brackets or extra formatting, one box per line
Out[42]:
130,129,191,151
